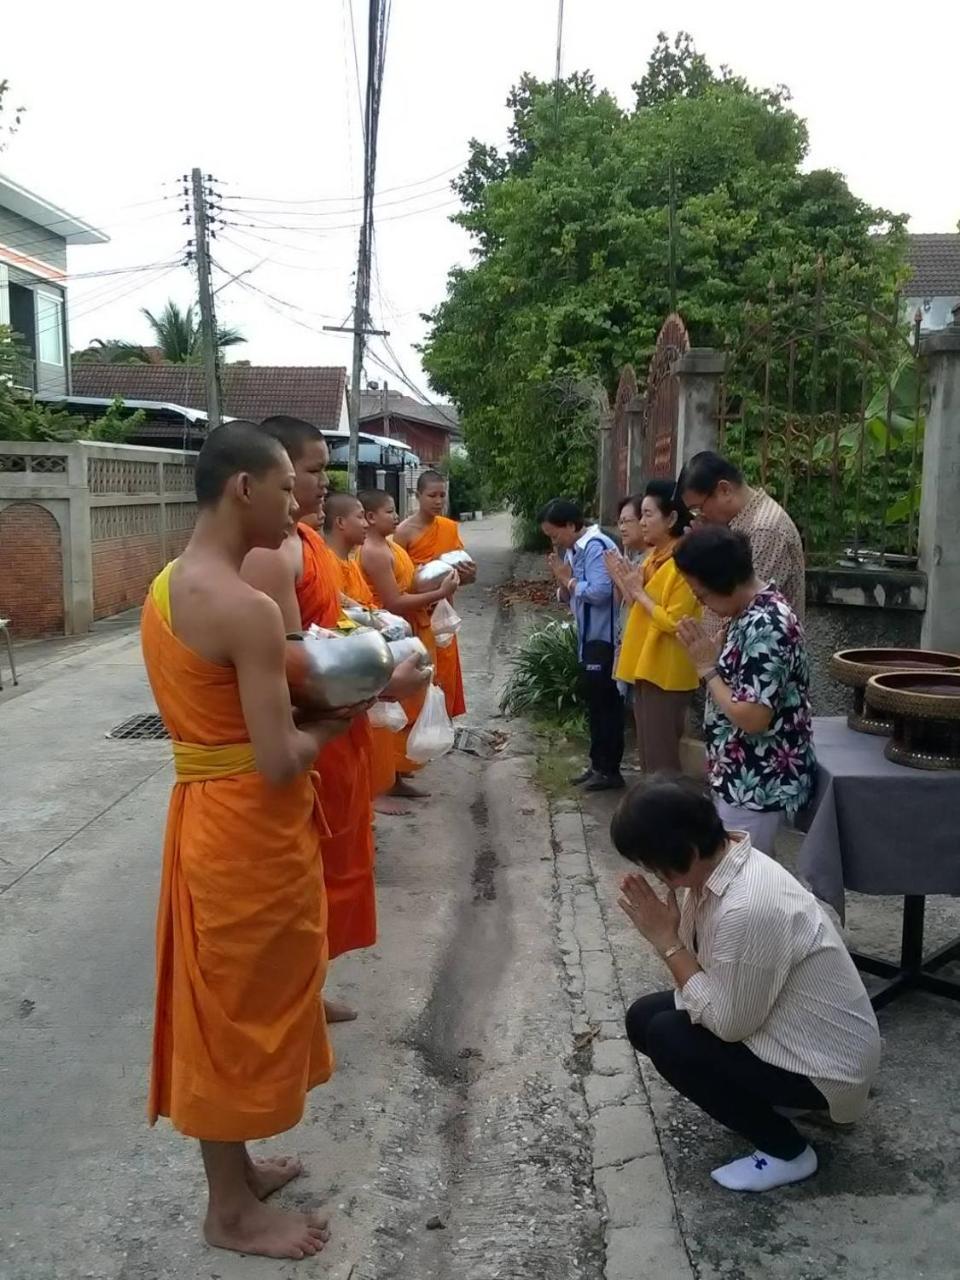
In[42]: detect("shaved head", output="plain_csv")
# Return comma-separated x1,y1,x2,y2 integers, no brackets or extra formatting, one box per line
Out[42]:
195,421,287,507
260,415,324,463
417,469,445,494
359,488,394,514
323,491,362,531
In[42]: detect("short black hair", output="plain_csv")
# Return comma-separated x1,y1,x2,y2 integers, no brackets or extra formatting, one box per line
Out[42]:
610,775,727,876
642,479,694,535
358,487,393,513
323,491,362,532
538,498,584,529
673,525,754,596
417,469,446,493
680,451,743,497
260,415,324,463
195,420,287,508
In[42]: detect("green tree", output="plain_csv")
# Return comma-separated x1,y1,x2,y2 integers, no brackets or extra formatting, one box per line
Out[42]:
421,33,906,523
74,301,246,365
0,78,25,150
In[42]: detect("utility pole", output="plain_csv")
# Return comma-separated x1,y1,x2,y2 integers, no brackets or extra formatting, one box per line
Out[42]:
381,379,389,438
191,167,221,430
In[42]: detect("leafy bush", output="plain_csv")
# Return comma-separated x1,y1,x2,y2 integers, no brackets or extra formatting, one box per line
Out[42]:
500,619,585,729
511,513,551,552
327,469,352,493
446,449,493,518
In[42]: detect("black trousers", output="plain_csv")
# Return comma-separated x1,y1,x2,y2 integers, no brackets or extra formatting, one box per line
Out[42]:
579,645,624,776
626,991,828,1160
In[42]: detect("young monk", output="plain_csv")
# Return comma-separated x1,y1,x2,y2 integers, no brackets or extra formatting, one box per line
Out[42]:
395,469,475,719
322,491,429,815
359,488,456,796
241,417,423,1023
141,421,350,1261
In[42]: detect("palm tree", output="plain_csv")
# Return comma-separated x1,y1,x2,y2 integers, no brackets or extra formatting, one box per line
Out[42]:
141,300,246,364
72,338,152,365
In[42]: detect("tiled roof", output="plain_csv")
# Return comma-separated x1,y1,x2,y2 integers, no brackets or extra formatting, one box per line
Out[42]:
359,388,459,432
71,364,346,429
904,234,960,298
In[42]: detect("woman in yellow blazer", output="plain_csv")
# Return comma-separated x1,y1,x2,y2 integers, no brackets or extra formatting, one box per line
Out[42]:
606,481,700,773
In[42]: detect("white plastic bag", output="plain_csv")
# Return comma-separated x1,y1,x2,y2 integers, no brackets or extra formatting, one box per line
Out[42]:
374,609,412,640
368,699,408,733
431,597,462,649
405,683,455,764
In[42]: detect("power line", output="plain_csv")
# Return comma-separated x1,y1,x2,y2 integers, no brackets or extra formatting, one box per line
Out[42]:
224,160,465,208
220,196,459,237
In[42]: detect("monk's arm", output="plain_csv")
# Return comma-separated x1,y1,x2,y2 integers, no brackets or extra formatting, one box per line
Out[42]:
231,595,348,784
360,543,455,614
240,545,303,634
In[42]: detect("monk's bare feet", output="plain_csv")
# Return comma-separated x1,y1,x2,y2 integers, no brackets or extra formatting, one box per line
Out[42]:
391,776,430,799
324,996,358,1023
245,1154,304,1199
375,795,412,815
204,1200,330,1261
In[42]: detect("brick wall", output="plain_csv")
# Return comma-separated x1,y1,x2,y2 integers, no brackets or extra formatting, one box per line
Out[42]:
0,501,64,637
90,500,197,620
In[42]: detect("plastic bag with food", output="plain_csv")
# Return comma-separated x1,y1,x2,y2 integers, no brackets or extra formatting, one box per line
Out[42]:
405,683,455,763
368,699,408,732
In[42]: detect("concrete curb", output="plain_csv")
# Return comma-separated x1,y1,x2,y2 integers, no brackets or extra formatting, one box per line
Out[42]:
550,797,696,1280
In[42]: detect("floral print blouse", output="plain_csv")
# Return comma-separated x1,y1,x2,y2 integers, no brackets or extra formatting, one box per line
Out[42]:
704,586,816,814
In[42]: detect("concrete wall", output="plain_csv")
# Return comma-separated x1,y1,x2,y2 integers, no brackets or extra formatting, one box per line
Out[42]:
0,440,197,638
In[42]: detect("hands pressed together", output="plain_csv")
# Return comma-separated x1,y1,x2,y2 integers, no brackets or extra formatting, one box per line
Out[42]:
676,617,721,677
618,873,681,955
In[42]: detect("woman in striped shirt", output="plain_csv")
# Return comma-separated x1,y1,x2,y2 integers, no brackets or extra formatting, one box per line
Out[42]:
611,776,880,1192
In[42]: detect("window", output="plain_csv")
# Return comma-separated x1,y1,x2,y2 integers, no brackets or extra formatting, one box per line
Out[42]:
36,292,64,367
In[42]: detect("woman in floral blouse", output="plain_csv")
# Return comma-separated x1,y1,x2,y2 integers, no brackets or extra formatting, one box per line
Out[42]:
672,525,816,854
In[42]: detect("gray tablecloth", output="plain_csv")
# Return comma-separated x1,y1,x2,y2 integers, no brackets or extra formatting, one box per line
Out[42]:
797,717,960,919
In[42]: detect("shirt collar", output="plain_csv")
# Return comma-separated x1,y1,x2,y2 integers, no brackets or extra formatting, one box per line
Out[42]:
574,523,602,550
703,834,752,899
730,487,767,529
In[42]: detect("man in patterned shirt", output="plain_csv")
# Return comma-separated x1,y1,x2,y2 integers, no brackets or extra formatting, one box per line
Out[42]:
680,451,805,624
672,525,816,853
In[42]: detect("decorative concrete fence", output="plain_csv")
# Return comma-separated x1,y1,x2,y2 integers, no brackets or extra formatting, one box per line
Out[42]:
0,440,197,638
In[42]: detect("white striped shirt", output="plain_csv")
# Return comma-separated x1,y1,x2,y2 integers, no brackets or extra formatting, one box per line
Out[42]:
674,836,881,1122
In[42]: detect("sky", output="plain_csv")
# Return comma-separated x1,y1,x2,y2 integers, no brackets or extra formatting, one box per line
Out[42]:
3,0,958,403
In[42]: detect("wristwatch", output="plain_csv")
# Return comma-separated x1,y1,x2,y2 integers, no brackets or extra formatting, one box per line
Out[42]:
701,666,718,684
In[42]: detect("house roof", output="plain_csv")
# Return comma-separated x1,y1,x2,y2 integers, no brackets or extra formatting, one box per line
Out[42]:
0,172,109,245
72,364,347,429
904,234,960,299
359,387,459,432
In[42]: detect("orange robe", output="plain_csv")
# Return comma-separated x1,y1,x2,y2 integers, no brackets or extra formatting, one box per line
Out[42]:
406,515,467,719
362,537,436,774
141,562,332,1142
297,523,376,961
332,548,397,799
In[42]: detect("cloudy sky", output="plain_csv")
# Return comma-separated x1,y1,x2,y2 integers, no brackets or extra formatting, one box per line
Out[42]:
4,0,958,400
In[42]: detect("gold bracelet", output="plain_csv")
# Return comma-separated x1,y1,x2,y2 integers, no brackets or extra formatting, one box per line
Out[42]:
661,942,685,962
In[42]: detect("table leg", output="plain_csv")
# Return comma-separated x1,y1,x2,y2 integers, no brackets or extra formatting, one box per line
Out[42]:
900,895,926,974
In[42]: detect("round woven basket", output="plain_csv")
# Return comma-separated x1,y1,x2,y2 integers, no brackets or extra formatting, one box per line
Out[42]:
829,648,960,736
866,671,960,771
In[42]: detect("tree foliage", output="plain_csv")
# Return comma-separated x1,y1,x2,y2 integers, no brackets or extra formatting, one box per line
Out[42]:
1,327,144,442
421,33,907,523
0,78,25,151
73,300,246,365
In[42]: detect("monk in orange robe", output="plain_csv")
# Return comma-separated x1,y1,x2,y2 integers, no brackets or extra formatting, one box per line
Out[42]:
358,487,457,795
141,421,352,1262
322,491,431,815
242,418,427,1023
396,469,475,719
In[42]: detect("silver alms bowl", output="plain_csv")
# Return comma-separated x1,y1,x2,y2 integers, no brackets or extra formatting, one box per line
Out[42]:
288,627,395,709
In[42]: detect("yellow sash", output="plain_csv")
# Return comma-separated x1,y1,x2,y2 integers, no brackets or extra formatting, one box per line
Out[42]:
150,561,258,783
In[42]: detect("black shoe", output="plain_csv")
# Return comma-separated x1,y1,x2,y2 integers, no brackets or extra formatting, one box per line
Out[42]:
584,772,626,793
569,767,595,786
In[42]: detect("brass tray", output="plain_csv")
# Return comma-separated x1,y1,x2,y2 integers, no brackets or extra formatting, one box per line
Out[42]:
866,671,960,771
829,648,960,736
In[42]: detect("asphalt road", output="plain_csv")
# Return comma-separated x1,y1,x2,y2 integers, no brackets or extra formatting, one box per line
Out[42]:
0,514,604,1280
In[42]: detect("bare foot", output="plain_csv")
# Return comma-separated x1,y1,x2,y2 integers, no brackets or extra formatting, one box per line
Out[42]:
324,996,358,1023
204,1200,330,1261
375,795,412,815
246,1154,304,1199
391,776,430,799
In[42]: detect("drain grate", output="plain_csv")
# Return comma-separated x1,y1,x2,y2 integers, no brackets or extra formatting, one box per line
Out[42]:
453,727,507,759
107,712,169,741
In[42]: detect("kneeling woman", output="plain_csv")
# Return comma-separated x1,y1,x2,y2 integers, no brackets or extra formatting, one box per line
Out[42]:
611,777,880,1192
606,482,700,773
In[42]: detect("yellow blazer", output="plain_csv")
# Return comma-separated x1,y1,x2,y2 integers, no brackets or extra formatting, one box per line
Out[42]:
615,555,700,691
